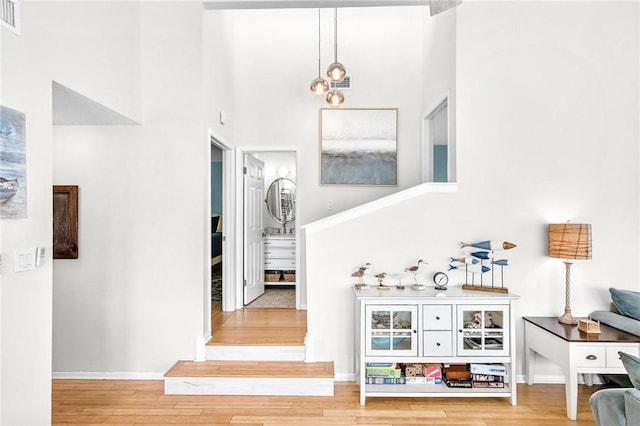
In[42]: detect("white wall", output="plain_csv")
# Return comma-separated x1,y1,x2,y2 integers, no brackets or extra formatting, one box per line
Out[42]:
52,2,207,375
228,7,425,225
305,0,639,380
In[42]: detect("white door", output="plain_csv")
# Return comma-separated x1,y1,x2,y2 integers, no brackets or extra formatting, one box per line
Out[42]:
243,154,265,305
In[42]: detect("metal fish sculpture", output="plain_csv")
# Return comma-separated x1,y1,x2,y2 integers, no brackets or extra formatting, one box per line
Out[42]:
448,264,490,274
461,241,516,251
491,259,510,266
450,257,479,264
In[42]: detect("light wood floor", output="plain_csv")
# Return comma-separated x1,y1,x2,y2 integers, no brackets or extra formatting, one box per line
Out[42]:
209,301,307,346
52,380,602,425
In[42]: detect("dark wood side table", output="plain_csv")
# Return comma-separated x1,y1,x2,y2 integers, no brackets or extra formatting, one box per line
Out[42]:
523,316,640,420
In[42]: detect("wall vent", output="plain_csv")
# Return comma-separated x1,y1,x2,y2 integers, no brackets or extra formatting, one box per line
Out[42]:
1,0,20,35
330,76,351,90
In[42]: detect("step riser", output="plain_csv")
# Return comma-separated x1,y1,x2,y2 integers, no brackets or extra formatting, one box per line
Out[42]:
164,377,334,396
205,345,305,361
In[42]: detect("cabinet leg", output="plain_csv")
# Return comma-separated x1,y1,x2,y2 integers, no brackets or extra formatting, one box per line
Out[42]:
565,371,578,421
584,373,594,386
525,347,536,385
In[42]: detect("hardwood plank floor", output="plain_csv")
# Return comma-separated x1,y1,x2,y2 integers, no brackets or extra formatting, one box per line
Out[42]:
210,301,307,346
52,380,603,425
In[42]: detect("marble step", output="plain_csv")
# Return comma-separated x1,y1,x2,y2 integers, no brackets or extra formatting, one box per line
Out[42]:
164,360,334,396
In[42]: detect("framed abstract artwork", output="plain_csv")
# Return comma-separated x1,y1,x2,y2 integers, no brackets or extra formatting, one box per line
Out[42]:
53,185,79,259
320,108,398,186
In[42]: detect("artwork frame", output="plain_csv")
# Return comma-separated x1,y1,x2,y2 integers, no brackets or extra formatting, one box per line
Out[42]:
53,185,79,259
0,105,27,219
320,108,398,186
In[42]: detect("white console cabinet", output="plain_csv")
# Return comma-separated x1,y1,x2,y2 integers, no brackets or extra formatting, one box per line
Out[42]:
354,287,519,405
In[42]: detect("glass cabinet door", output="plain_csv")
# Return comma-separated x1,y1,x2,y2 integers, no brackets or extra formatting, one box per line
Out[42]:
365,305,418,356
457,305,509,356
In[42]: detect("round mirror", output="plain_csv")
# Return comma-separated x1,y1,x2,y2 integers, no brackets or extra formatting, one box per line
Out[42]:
265,177,296,231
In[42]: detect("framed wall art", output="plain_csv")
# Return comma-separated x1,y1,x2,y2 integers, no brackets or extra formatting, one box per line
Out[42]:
0,105,27,219
53,185,79,259
320,108,398,186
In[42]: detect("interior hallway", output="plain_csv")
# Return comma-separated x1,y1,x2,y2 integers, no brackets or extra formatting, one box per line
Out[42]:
209,301,306,346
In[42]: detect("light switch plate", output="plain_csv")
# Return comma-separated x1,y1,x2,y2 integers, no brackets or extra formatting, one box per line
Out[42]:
14,249,36,273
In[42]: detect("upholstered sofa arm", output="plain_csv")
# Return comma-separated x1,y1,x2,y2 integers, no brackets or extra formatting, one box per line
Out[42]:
589,310,640,337
625,388,640,425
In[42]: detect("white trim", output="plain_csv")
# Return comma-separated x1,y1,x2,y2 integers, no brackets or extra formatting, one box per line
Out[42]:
302,182,456,235
52,372,164,380
515,374,604,385
334,373,356,381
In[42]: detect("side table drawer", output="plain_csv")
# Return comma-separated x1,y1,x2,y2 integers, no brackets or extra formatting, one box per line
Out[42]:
423,331,453,357
575,345,606,368
606,346,640,368
423,305,452,330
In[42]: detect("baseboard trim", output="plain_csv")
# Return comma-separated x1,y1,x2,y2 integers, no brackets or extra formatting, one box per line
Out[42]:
53,372,164,380
515,374,606,385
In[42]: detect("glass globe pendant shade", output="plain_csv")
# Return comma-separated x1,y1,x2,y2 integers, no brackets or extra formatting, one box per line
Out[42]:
327,62,346,83
326,89,344,106
310,76,329,95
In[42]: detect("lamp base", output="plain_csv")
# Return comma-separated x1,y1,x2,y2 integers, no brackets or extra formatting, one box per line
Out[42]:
558,309,579,325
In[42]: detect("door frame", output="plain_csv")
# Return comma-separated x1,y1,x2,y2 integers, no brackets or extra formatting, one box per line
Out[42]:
207,131,236,326
233,146,301,310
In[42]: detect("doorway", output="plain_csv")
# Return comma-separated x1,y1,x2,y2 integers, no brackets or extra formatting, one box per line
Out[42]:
209,145,304,346
242,150,298,309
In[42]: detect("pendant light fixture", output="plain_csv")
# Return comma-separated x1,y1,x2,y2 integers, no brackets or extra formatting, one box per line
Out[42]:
326,8,346,83
310,9,329,95
326,89,345,106
326,8,345,106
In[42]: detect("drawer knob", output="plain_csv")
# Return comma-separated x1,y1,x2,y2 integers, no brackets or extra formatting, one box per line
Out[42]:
586,354,597,360
436,342,441,347
435,316,440,320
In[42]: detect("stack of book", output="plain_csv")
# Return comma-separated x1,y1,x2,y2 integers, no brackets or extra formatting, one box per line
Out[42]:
469,363,506,388
365,362,405,384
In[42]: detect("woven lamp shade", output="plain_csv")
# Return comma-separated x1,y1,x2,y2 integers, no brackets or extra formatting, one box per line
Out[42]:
548,223,592,260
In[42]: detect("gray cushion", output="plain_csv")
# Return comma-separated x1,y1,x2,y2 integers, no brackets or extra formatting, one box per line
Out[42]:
619,351,640,390
589,311,640,337
625,389,640,425
590,388,628,426
610,288,640,321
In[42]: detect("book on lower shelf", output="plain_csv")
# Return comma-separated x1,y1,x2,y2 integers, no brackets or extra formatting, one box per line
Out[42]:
365,377,406,385
472,381,505,388
469,363,507,376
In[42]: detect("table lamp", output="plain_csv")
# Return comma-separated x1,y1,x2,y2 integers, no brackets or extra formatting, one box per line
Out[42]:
548,222,592,325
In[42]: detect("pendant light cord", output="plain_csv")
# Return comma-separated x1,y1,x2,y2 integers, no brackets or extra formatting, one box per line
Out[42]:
318,9,322,76
333,8,338,63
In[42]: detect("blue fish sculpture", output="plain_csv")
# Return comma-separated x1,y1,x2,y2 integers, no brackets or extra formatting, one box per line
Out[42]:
461,241,516,251
470,251,494,260
492,259,510,266
449,264,490,274
450,257,479,264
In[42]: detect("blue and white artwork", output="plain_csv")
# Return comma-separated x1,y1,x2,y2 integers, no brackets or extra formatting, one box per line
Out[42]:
0,105,27,219
320,108,397,185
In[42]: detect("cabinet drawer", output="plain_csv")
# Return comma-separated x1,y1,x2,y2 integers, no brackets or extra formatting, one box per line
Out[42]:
264,247,296,258
575,345,606,368
264,239,295,248
606,346,640,368
264,258,296,269
423,331,453,356
423,305,452,330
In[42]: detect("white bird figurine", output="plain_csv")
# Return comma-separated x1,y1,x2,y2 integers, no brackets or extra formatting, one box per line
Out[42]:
351,262,372,284
405,259,428,284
